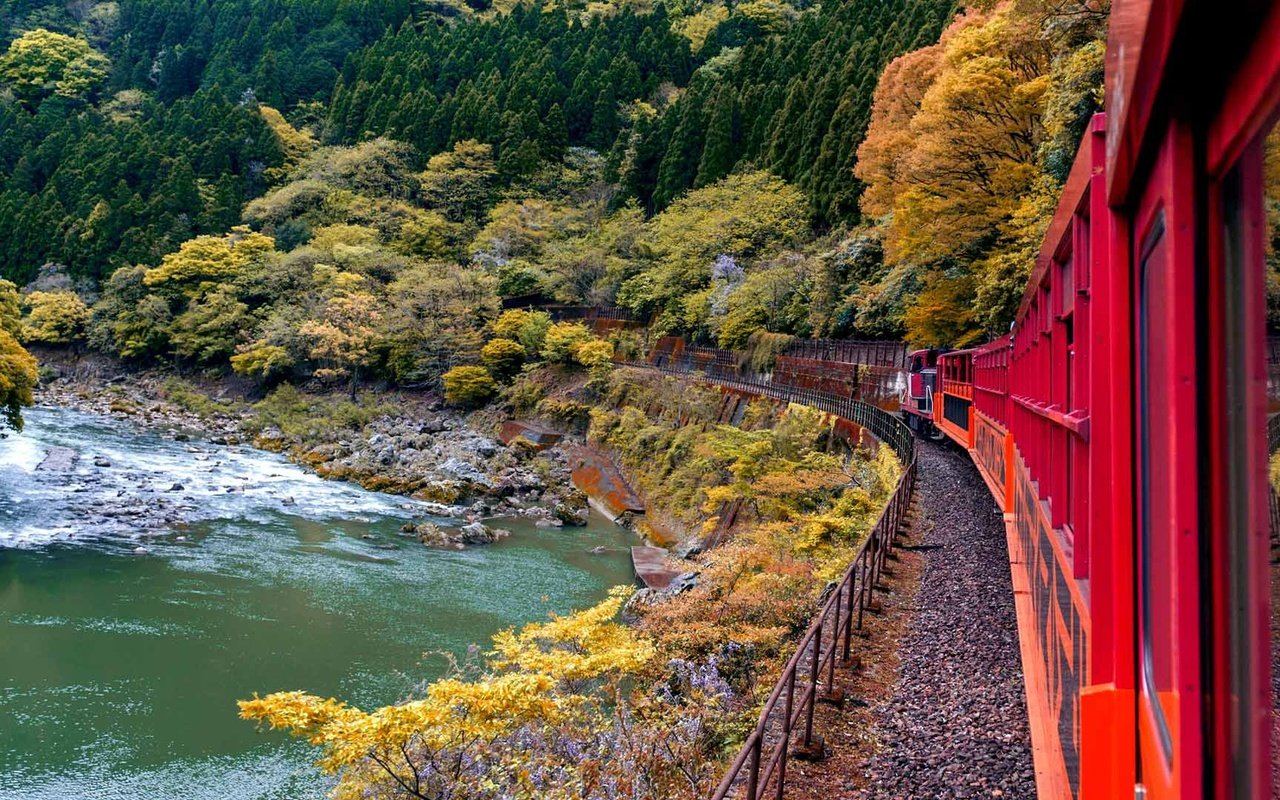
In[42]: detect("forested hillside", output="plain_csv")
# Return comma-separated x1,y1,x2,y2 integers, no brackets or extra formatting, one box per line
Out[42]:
0,0,1112,796
0,0,1107,429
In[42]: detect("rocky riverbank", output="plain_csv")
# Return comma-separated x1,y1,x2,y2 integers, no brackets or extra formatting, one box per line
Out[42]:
32,350,595,545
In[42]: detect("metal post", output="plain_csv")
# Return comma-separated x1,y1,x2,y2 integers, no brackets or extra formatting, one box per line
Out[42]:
747,736,761,800
804,620,821,747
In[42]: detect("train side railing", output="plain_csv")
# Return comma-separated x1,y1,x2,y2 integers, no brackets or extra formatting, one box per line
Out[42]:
621,359,916,800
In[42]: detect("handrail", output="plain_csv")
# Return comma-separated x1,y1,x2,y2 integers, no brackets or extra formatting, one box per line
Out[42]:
621,357,917,800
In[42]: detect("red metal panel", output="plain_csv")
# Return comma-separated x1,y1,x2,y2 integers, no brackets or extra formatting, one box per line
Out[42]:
1104,0,1184,203
1204,90,1276,800
1131,121,1202,800
1206,2,1280,177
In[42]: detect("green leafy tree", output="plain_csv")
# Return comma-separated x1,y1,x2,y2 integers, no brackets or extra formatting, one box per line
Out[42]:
419,140,498,222
169,290,252,364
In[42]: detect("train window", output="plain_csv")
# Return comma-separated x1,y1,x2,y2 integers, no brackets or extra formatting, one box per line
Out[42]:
1060,256,1074,316
1138,209,1177,766
1219,119,1279,800
1076,212,1091,291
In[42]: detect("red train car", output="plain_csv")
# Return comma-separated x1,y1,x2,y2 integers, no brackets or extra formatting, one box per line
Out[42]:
914,2,1280,797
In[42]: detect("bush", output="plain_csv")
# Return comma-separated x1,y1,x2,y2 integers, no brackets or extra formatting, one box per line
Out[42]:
500,375,544,416
442,365,497,407
541,321,593,363
574,338,614,369
491,309,551,355
480,337,526,379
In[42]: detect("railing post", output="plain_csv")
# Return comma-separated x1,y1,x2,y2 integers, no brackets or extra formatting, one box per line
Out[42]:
747,735,761,800
804,620,821,748
777,670,794,800
843,571,857,663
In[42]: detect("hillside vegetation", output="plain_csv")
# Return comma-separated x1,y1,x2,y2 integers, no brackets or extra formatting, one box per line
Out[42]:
0,0,1113,794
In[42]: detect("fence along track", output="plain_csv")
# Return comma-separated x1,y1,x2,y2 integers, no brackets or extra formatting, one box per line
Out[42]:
625,359,916,800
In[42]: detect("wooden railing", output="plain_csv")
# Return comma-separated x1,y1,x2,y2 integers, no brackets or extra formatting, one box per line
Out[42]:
624,358,917,800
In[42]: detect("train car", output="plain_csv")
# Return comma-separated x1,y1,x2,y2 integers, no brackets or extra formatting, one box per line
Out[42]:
934,349,976,450
902,348,942,437
898,3,1280,797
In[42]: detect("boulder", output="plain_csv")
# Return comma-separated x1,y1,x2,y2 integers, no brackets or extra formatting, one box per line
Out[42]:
438,457,492,488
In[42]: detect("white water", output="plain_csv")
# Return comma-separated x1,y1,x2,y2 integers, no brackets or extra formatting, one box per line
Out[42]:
0,406,427,545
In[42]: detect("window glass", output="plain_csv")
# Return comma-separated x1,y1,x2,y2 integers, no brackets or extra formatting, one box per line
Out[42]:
1138,211,1176,765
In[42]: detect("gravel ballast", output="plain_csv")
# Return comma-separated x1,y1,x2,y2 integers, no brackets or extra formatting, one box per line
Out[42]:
850,439,1036,799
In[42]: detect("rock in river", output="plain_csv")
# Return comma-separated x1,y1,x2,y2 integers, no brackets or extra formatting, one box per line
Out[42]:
37,446,80,471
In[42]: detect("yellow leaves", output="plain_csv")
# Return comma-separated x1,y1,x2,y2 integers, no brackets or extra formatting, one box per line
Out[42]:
674,5,729,51
143,227,276,297
0,327,37,431
490,586,655,684
441,365,497,407
21,290,90,344
0,28,109,109
856,0,1103,343
240,587,653,795
904,271,983,348
259,106,317,172
574,338,614,370
540,321,593,364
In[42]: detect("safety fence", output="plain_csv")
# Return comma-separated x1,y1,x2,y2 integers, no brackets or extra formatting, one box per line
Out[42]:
782,338,908,370
624,359,917,800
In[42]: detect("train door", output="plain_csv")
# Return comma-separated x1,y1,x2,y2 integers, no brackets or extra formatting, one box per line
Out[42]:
1133,123,1204,800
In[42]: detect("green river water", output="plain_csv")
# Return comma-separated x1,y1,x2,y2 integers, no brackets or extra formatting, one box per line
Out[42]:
0,406,636,798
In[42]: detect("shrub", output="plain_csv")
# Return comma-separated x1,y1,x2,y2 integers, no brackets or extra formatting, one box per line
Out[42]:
480,337,526,379
541,321,593,363
491,309,551,354
574,338,614,369
442,365,497,407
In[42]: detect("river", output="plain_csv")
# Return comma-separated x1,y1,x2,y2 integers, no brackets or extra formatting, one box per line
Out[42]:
0,406,636,799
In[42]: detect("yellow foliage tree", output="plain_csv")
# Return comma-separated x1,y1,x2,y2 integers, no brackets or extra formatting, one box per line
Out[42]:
143,227,277,298
0,282,37,432
299,281,382,399
259,106,317,181
0,328,37,432
239,587,652,800
857,0,1108,345
21,290,90,344
0,28,109,109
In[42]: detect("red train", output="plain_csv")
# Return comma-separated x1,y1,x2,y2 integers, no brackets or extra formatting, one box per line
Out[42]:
901,3,1280,798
